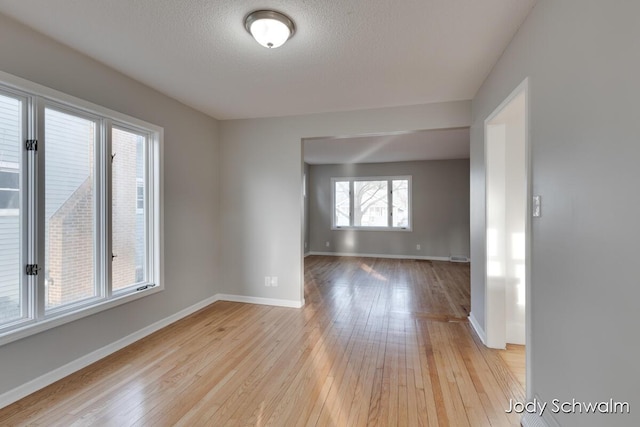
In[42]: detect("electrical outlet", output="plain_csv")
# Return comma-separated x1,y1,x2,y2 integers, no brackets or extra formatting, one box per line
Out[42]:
265,276,271,287
416,244,421,250
325,241,330,247
271,277,278,287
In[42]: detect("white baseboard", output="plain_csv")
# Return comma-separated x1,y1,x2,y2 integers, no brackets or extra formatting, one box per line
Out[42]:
521,413,549,427
507,322,526,346
307,251,450,262
216,293,304,309
0,291,306,410
468,312,487,345
520,395,561,427
521,411,559,427
0,294,221,410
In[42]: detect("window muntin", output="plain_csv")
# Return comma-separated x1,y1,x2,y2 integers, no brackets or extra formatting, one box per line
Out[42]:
332,176,411,230
0,72,163,344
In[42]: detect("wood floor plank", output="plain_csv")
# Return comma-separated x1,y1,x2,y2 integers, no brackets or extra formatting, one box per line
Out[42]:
0,256,525,426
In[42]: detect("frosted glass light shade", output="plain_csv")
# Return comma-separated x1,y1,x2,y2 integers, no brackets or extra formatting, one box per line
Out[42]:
245,10,295,49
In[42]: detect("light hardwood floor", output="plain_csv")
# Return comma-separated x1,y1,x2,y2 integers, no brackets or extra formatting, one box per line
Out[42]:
499,345,526,392
0,256,525,426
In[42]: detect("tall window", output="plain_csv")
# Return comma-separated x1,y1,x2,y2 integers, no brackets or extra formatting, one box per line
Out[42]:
0,92,23,327
332,176,411,230
0,73,162,343
44,107,98,310
112,127,147,291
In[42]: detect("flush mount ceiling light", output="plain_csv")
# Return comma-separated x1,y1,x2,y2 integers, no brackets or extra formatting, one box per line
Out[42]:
244,10,295,49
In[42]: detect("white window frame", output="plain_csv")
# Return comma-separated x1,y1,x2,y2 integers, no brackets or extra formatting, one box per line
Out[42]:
0,70,164,346
331,175,412,231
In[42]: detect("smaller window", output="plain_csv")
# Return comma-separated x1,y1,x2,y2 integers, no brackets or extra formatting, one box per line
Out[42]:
392,179,409,228
112,127,150,292
334,180,351,227
332,176,411,230
0,167,19,214
136,178,145,213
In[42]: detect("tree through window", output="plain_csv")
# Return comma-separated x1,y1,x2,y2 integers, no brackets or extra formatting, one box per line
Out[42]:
332,176,411,230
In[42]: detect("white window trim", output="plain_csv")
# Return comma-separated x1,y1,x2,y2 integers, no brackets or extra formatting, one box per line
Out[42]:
0,70,164,347
331,175,412,231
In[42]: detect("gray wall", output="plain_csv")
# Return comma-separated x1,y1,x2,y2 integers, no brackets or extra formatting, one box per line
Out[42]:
220,101,470,305
308,160,469,258
0,14,221,395
471,1,639,425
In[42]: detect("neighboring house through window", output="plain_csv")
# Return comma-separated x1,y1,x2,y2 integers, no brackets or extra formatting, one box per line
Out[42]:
0,164,19,215
136,178,144,213
0,71,164,345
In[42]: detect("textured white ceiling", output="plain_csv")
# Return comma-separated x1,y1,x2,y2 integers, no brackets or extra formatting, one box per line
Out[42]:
304,128,469,165
0,0,537,120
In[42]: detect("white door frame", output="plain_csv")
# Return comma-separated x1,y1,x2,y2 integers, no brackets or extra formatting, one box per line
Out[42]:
483,77,532,397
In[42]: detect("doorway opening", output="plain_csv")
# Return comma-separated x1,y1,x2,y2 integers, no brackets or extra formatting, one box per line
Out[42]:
301,128,470,262
484,79,529,392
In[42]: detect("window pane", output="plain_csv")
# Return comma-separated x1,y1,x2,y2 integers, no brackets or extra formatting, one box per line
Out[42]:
334,181,350,227
354,180,388,227
112,128,147,291
392,180,409,228
45,108,97,310
0,93,23,326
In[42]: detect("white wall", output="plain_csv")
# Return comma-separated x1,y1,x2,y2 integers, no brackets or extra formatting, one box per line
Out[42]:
484,92,526,348
485,123,507,347
220,101,470,305
471,1,640,425
308,160,470,258
503,98,526,345
0,14,221,397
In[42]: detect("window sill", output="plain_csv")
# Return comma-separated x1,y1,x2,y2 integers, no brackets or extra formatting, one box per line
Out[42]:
0,284,162,347
331,226,412,232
